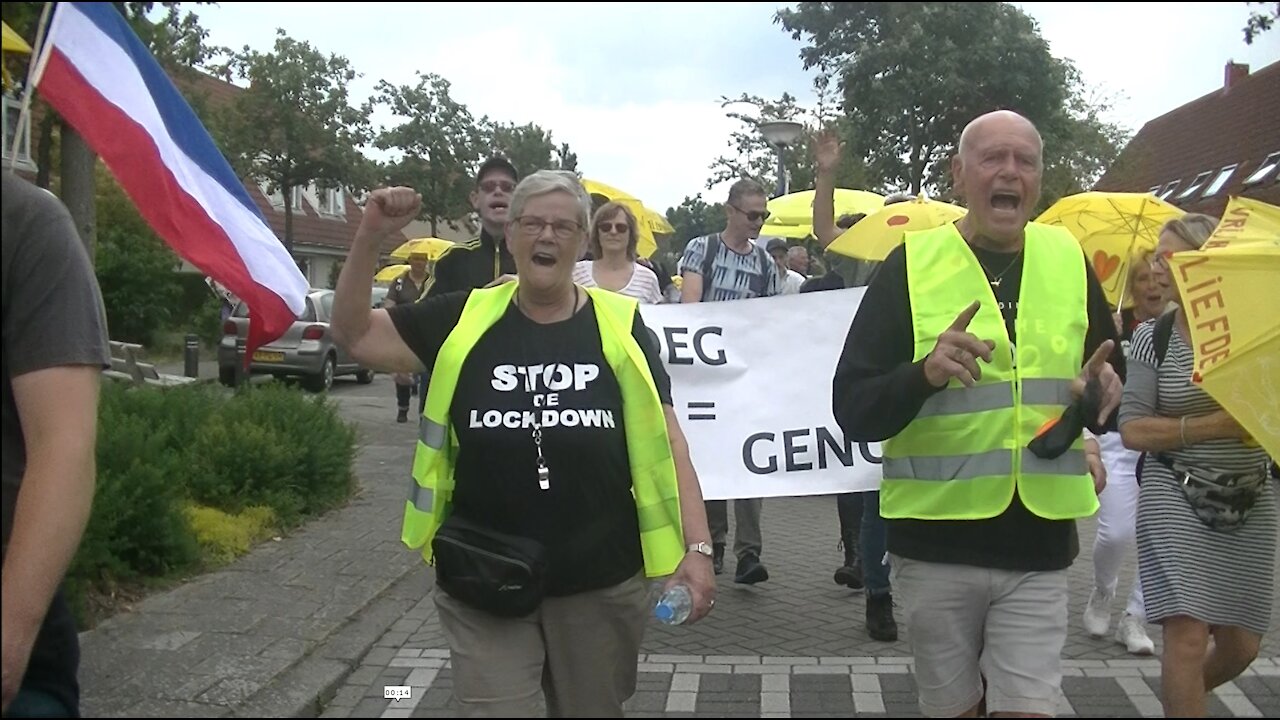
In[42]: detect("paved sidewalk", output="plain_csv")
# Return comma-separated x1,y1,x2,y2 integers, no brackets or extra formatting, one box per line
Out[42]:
78,374,1279,717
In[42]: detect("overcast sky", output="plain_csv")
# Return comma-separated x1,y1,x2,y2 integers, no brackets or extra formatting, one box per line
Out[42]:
191,2,1280,212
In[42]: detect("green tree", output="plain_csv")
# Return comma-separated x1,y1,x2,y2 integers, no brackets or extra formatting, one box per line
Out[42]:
94,169,183,346
1038,68,1130,211
480,120,578,176
1244,2,1279,43
707,93,815,196
776,2,1084,197
374,73,482,236
665,194,727,246
217,29,370,252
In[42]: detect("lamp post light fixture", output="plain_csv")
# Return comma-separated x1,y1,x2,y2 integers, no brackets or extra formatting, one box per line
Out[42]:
759,119,804,198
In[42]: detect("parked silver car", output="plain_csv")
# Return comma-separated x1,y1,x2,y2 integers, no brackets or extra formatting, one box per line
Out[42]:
218,289,376,392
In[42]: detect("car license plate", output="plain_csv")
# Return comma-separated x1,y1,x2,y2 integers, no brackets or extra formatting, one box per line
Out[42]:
253,351,284,362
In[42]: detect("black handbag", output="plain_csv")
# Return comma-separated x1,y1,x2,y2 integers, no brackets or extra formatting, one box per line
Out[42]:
431,513,547,618
1154,454,1268,532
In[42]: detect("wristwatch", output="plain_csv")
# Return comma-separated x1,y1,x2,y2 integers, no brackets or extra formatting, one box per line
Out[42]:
686,541,714,558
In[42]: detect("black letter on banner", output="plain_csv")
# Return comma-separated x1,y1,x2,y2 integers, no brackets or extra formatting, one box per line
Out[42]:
693,327,727,366
664,327,694,365
858,442,883,464
743,432,777,474
782,429,813,471
816,426,855,469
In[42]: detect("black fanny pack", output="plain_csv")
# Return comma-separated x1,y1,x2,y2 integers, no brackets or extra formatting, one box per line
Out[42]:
1154,453,1269,532
431,513,547,618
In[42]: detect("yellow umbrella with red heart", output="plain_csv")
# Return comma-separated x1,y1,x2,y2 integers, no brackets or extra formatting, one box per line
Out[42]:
1036,192,1185,308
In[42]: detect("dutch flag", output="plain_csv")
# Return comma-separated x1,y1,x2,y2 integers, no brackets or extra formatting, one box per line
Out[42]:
32,2,309,358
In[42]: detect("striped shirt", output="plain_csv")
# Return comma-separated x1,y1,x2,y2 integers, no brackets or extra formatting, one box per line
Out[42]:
572,260,663,304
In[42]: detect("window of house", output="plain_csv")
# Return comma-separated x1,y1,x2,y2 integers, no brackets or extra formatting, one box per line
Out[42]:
2,94,35,172
1201,165,1238,197
317,186,345,216
259,180,285,210
1242,152,1280,186
1157,180,1180,200
291,185,306,211
1175,171,1212,200
1146,185,1161,195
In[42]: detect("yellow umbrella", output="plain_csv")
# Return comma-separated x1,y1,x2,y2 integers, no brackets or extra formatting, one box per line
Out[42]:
2,22,31,54
766,189,885,227
1203,196,1280,249
580,178,667,258
390,237,454,261
1169,197,1280,458
1036,191,1185,308
374,264,410,283
827,195,967,261
759,221,814,240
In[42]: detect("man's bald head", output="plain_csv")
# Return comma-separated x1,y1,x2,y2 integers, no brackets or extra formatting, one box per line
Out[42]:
958,110,1042,158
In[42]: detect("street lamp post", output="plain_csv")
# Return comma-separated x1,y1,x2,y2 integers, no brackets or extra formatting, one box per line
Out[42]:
759,119,804,198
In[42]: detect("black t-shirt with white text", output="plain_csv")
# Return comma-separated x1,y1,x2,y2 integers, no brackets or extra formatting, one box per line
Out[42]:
388,290,673,595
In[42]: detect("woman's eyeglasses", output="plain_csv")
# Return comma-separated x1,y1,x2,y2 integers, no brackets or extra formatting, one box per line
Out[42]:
516,216,581,239
597,222,630,234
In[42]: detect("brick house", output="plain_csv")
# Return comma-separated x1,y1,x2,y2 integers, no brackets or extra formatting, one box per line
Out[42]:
1093,61,1279,216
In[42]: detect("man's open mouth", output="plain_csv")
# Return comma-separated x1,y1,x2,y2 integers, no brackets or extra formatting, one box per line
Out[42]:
991,192,1021,211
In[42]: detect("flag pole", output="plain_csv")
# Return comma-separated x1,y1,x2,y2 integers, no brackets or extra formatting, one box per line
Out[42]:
7,1,53,175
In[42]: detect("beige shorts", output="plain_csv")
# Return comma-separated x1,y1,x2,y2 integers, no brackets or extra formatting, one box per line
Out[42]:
891,555,1068,717
435,572,651,718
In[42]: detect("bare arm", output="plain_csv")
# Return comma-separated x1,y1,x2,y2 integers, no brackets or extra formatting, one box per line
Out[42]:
1121,411,1249,453
332,188,425,374
812,129,842,248
679,271,703,303
661,406,715,623
2,366,99,710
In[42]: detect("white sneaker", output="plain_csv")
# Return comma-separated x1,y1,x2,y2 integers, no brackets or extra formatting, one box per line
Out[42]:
1115,613,1155,655
1082,587,1113,637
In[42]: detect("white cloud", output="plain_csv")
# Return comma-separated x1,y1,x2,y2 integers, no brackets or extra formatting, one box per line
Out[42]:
191,2,1279,216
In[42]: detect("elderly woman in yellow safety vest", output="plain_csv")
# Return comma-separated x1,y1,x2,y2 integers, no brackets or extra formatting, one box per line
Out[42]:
330,170,716,718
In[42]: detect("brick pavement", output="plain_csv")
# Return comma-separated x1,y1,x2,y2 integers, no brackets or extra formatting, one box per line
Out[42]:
76,374,1278,717
320,491,1280,718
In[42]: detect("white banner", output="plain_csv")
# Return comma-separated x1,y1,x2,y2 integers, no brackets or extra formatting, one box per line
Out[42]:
638,288,883,500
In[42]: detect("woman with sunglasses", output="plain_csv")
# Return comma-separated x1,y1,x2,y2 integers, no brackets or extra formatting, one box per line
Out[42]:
574,202,663,304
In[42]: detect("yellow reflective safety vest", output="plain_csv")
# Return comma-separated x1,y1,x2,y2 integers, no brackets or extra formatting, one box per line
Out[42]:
402,282,686,577
881,223,1099,521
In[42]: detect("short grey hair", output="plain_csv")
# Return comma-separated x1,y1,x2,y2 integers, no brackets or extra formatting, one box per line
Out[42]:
509,170,592,231
1161,213,1218,250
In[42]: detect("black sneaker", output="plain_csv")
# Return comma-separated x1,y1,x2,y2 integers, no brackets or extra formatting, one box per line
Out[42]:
734,553,769,584
396,408,409,423
712,543,725,575
866,593,898,642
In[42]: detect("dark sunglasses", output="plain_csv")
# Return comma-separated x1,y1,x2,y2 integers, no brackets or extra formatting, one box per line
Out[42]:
478,179,515,194
597,222,630,234
729,203,771,222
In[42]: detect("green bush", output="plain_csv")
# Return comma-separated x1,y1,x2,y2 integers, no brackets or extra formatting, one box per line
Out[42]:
71,382,357,621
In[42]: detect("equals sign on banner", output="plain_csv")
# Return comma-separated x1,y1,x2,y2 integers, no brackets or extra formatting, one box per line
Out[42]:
687,401,716,421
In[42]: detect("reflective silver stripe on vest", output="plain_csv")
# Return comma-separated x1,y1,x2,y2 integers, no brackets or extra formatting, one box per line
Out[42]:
1022,448,1086,475
883,449,1012,481
408,478,433,513
1021,378,1074,407
914,378,1074,420
885,448,1086,481
419,419,446,449
917,383,1011,419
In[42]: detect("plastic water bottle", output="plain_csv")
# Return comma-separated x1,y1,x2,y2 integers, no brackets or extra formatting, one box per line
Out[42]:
654,584,692,625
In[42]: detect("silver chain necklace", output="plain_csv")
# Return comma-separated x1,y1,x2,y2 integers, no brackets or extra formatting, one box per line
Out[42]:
514,286,580,492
